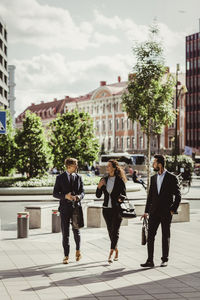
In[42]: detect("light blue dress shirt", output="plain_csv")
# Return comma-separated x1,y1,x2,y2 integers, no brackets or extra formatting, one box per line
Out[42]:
157,170,167,194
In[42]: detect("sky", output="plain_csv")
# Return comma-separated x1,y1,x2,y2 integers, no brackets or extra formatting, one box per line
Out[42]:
1,0,200,115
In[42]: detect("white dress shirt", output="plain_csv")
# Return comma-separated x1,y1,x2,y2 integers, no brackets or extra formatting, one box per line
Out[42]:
157,170,167,194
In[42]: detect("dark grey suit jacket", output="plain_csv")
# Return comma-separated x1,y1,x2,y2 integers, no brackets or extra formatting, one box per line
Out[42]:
145,171,181,215
96,175,126,208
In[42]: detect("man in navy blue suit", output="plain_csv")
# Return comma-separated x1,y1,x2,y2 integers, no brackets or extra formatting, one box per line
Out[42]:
53,158,84,264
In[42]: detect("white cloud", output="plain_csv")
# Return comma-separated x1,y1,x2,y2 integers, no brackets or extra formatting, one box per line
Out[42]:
0,0,118,50
13,52,133,115
94,10,185,51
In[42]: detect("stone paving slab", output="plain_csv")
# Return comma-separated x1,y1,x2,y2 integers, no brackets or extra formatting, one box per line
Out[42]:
0,210,200,300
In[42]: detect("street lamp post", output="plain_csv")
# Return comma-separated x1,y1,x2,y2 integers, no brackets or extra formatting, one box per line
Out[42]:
174,63,188,173
174,63,180,172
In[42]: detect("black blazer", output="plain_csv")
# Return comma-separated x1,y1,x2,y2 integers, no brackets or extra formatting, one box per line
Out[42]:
53,172,84,211
145,171,181,215
96,175,126,208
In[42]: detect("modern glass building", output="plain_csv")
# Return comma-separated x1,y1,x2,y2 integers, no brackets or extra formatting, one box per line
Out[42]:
186,31,200,151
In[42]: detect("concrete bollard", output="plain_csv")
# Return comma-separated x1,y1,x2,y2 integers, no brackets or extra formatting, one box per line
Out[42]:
17,212,29,238
52,209,61,233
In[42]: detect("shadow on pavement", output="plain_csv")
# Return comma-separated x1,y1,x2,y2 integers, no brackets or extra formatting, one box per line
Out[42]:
1,262,200,298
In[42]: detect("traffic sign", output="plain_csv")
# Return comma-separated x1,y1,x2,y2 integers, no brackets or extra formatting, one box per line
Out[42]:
0,111,6,134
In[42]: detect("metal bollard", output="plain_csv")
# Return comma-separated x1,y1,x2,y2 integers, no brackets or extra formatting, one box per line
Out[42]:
52,209,61,233
17,212,29,238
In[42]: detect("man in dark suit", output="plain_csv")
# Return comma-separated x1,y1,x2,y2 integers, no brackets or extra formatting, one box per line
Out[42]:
53,158,84,264
141,154,181,268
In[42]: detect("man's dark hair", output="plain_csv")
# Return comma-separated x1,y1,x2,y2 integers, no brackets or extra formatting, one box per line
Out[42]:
65,157,78,167
154,154,165,167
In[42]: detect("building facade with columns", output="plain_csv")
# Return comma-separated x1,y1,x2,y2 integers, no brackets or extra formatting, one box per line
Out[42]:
65,75,186,155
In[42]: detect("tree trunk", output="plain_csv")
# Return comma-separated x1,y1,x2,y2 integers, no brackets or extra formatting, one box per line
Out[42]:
147,121,151,193
157,134,160,154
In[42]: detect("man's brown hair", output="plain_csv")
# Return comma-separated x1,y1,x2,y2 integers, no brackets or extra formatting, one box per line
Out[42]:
64,158,78,167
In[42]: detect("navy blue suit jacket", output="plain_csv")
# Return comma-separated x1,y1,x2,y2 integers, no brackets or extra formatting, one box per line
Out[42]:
53,172,84,212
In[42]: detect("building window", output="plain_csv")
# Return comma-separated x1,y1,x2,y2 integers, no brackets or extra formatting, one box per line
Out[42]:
121,137,124,150
151,138,157,148
127,137,130,148
103,104,105,113
108,103,111,112
121,118,124,130
132,137,135,149
116,137,119,149
102,120,106,132
96,121,99,132
169,122,175,129
115,102,118,112
108,137,111,150
109,119,112,131
139,136,143,149
116,119,119,130
168,136,174,149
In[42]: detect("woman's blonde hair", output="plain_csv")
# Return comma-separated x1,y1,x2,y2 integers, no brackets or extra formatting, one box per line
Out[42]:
108,159,127,182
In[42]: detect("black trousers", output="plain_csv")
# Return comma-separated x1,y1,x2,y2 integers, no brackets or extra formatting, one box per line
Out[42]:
60,207,80,256
147,212,172,262
103,208,122,250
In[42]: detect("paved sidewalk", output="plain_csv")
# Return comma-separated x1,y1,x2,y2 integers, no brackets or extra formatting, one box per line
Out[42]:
0,208,200,300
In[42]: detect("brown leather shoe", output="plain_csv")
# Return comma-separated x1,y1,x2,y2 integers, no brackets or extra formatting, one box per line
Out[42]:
76,250,82,262
63,256,69,264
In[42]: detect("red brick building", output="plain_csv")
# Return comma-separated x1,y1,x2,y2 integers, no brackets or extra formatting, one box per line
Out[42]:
15,98,68,129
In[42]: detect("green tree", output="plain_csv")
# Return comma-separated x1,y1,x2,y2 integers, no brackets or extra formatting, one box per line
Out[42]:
0,110,17,176
49,110,99,171
15,111,53,177
122,25,175,189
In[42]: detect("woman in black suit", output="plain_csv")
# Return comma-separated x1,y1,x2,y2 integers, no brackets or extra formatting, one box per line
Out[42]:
96,159,127,263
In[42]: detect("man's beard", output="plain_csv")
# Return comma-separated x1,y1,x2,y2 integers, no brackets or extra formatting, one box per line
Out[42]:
153,166,159,172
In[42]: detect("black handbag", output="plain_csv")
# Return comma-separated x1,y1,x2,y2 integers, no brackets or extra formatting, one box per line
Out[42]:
72,202,84,229
119,196,137,219
141,218,148,245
